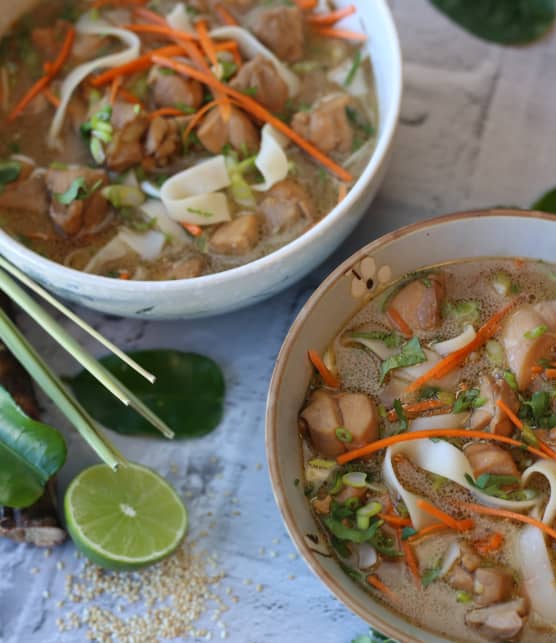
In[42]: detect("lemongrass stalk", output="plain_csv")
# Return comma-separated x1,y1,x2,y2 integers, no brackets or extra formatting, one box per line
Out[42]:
0,309,126,469
0,267,174,439
0,256,155,384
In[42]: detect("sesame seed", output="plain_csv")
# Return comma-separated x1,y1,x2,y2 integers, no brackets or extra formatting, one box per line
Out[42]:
271,538,280,545
44,549,52,558
255,584,264,593
43,590,50,599
255,463,262,471
56,561,65,571
288,553,298,560
30,567,40,575
288,575,296,581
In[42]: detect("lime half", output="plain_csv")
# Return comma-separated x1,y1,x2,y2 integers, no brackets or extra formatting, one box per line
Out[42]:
65,463,188,570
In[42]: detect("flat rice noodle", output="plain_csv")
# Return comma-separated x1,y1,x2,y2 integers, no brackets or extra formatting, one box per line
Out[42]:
409,412,469,433
210,26,300,97
84,236,128,274
118,229,166,261
383,439,539,530
522,459,556,525
433,324,476,356
48,14,141,147
166,3,194,33
139,199,189,246
160,156,231,225
253,124,289,192
518,525,556,629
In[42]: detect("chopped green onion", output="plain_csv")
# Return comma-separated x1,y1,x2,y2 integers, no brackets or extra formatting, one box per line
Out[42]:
55,177,102,205
524,324,548,340
356,501,382,530
90,137,105,164
453,388,480,413
486,339,505,366
503,370,518,390
342,472,367,488
101,185,146,208
308,458,337,470
344,50,362,86
393,398,408,430
345,497,360,510
456,591,473,603
492,271,512,296
437,390,456,406
336,426,353,443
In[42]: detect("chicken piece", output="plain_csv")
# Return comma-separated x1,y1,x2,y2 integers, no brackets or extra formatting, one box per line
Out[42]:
336,392,378,450
251,6,305,62
469,375,519,437
448,565,474,593
197,106,260,155
312,495,332,515
387,273,446,332
473,568,514,607
465,599,527,640
259,179,315,233
292,94,353,154
464,443,519,479
460,542,482,573
300,389,345,457
106,102,150,172
72,35,109,63
0,176,48,216
502,305,556,390
230,55,289,113
45,168,109,237
145,117,181,167
209,214,260,255
150,67,203,110
154,256,206,281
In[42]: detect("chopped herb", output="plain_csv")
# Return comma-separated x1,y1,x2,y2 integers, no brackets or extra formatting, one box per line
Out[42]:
322,516,381,544
422,277,432,288
219,58,238,81
350,330,402,349
345,105,375,136
465,472,522,499
175,102,197,114
452,388,481,413
503,370,518,391
158,67,176,76
421,565,442,588
0,161,21,192
431,474,448,491
401,526,418,540
186,5,200,15
524,324,548,339
54,177,102,205
442,299,480,324
133,104,142,114
50,162,69,170
304,483,314,497
393,399,408,431
318,167,327,182
456,590,473,603
187,207,215,219
418,386,440,400
335,426,353,443
293,478,300,487
344,50,362,86
380,337,426,383
7,142,20,154
241,86,258,97
351,137,364,152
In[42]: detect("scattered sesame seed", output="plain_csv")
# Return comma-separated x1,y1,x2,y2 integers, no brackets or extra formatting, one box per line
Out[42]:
232,511,241,517
258,547,265,556
242,579,252,586
271,538,280,545
269,551,277,558
288,575,296,581
43,590,50,599
56,561,65,571
255,463,262,471
44,549,52,559
255,584,264,593
30,567,40,575
288,553,298,560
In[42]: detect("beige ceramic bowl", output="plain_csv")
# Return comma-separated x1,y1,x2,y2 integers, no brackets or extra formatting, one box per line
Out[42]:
266,210,556,642
0,0,402,319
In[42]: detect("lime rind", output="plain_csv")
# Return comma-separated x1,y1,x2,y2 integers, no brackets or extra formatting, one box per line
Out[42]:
64,463,188,570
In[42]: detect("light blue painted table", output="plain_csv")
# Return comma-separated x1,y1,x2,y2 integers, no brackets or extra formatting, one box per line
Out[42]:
2,1,556,641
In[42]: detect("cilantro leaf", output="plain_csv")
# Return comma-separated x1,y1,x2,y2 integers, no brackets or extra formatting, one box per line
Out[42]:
380,337,426,383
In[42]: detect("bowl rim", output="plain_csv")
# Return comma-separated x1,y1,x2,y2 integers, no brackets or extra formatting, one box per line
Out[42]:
0,0,403,293
265,208,554,643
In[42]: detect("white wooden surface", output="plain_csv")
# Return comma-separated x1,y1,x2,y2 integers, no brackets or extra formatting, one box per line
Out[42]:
2,1,556,641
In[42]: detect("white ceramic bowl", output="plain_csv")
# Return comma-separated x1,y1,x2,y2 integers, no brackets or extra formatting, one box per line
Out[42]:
266,210,556,643
0,0,402,319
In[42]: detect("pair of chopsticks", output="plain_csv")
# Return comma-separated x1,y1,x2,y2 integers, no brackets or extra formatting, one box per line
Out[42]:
0,256,174,469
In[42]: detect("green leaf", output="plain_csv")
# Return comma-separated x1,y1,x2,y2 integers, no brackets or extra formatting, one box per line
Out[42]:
393,399,408,431
452,388,480,413
380,337,426,383
322,515,381,543
55,177,102,205
0,386,67,508
65,350,225,439
422,565,442,588
350,330,402,349
429,0,555,45
0,161,21,192
533,187,556,213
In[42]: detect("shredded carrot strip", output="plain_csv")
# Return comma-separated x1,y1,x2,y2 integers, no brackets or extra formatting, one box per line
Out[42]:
461,502,556,540
336,428,551,466
133,6,168,25
215,41,243,67
124,23,197,42
474,532,504,555
118,270,131,280
366,575,399,603
531,365,544,374
149,107,189,120
386,399,447,422
92,0,147,7
182,99,220,141
402,540,421,587
110,76,123,105
406,301,517,393
214,3,239,26
308,349,341,389
196,20,219,67
337,183,348,204
152,55,354,182
387,305,413,338
312,26,367,41
43,88,61,108
417,499,474,531
9,26,75,120
90,45,185,87
495,399,556,461
306,5,357,25
181,222,203,237
539,441,556,461
408,524,450,542
545,368,556,379
295,0,318,10
378,513,412,527
117,87,145,107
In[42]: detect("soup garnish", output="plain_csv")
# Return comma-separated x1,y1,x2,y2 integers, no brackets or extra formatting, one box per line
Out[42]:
299,258,556,642
0,0,376,280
